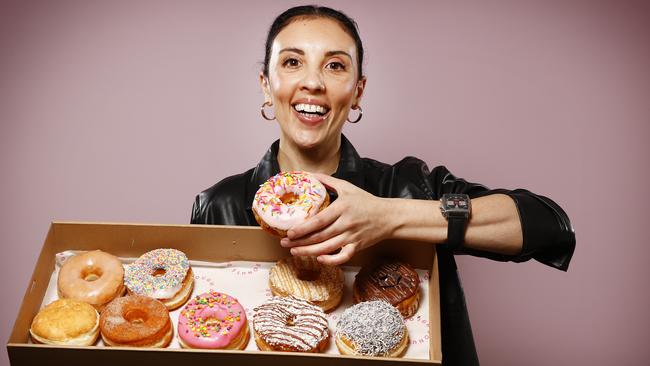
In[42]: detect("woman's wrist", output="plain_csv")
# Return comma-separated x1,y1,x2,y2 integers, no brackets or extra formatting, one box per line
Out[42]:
382,198,448,244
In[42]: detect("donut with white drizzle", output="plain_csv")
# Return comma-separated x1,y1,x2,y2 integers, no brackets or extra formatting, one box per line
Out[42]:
335,300,409,357
252,171,329,237
252,296,329,353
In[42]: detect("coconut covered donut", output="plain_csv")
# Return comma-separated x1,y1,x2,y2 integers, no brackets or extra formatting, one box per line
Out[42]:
124,248,194,310
335,300,409,357
252,171,329,237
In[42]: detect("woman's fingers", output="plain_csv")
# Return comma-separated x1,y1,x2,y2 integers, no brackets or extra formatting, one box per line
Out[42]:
287,202,341,239
289,235,346,257
315,243,357,266
310,173,346,193
281,220,342,248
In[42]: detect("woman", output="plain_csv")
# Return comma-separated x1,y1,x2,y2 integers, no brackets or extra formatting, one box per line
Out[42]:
191,5,575,365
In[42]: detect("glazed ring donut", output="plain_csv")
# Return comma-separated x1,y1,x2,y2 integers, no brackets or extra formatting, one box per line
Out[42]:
335,300,409,357
353,261,420,318
252,296,329,353
99,295,172,347
124,248,194,310
57,250,125,311
252,171,330,237
269,256,344,312
177,291,250,350
30,299,99,346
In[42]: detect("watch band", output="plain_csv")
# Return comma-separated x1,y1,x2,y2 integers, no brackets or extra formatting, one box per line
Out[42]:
446,214,467,251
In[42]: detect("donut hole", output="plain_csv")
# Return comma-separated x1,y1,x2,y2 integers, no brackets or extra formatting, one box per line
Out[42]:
279,192,299,205
81,267,103,282
297,269,320,281
124,309,148,324
152,268,167,277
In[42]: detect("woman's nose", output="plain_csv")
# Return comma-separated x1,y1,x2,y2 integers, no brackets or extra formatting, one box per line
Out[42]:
299,66,325,93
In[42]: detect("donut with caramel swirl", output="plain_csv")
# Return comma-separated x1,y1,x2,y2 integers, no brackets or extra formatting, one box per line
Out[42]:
352,261,420,318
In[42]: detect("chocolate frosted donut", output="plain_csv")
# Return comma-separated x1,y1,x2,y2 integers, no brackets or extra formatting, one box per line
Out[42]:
352,261,420,318
252,296,329,353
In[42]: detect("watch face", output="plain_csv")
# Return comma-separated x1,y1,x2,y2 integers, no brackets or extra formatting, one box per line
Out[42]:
446,197,468,210
441,194,471,216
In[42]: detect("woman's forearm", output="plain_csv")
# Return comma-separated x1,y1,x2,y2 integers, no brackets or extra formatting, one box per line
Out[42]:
387,194,523,255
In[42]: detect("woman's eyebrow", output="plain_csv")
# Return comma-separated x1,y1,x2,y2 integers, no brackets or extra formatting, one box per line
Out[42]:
279,47,304,55
324,50,352,60
279,48,352,61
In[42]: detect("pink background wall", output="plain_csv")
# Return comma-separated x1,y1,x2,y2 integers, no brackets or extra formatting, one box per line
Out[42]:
1,1,649,365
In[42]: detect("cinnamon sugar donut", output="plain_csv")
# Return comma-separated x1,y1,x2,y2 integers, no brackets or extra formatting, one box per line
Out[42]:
269,256,343,312
252,296,329,353
30,299,99,346
99,295,172,347
335,300,409,357
124,248,194,310
57,250,125,311
252,171,330,237
353,261,420,318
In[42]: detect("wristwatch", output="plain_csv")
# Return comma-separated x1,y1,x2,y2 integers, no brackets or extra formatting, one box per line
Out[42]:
439,193,471,250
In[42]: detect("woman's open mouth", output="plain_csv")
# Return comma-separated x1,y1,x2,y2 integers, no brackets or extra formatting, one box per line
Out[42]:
292,103,331,125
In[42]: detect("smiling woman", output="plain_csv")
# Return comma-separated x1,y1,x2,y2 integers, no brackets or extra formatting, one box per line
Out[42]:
190,5,575,365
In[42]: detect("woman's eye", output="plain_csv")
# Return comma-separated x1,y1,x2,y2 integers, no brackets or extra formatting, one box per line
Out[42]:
326,62,345,71
283,58,300,68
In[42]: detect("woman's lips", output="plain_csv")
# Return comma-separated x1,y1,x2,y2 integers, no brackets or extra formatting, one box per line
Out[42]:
292,108,329,126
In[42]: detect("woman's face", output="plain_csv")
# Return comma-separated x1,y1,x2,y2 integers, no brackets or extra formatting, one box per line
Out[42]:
261,17,365,151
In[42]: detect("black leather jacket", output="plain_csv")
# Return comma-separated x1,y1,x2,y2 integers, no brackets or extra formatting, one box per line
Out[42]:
191,135,576,365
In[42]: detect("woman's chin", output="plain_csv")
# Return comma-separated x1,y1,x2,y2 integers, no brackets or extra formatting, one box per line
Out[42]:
290,130,329,151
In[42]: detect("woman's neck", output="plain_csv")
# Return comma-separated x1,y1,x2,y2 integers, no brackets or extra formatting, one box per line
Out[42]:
277,137,340,175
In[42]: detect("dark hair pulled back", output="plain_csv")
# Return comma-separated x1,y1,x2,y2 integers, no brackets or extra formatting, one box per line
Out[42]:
262,5,364,79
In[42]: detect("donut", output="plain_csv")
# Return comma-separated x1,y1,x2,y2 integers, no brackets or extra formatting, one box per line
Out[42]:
269,256,344,312
30,299,99,346
177,291,250,350
353,261,420,318
335,300,409,357
124,248,194,310
99,295,172,347
252,171,330,237
252,296,329,353
57,250,125,311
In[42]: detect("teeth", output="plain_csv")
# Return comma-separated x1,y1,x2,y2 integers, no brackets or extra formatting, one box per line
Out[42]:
294,103,328,114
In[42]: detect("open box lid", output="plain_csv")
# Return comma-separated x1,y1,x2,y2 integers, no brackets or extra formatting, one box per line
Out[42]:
8,221,442,365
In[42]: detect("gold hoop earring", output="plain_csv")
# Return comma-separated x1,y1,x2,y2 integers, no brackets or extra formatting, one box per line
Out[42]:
260,101,275,121
346,105,363,123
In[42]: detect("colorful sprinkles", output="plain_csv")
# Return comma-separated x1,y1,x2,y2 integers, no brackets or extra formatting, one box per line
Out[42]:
124,248,190,299
253,171,325,216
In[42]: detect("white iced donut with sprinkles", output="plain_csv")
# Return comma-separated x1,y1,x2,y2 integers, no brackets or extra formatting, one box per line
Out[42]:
252,171,330,237
124,248,194,310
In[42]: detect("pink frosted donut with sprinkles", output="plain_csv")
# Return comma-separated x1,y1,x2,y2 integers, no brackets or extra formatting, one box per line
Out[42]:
177,291,250,350
124,248,194,310
252,171,330,237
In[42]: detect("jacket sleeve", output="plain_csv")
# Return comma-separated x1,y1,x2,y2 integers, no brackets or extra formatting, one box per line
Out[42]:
417,161,576,271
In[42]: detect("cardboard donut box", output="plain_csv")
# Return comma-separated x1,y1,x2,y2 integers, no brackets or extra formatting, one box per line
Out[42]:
7,222,442,365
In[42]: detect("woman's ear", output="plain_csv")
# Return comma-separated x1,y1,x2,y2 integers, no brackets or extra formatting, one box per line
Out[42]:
259,72,272,104
353,76,367,107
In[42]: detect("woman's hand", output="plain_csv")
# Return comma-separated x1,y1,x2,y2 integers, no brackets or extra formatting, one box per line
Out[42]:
280,173,394,265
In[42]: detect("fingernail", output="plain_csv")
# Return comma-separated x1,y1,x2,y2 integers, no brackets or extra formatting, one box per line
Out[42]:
290,248,296,255
280,238,289,247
